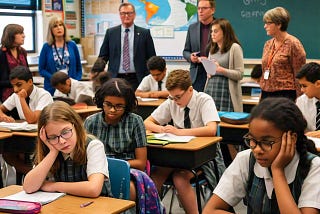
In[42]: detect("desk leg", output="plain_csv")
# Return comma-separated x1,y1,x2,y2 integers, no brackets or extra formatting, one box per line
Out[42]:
191,169,202,213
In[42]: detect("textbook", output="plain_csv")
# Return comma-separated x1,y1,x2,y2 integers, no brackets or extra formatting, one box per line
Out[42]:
147,133,195,145
218,111,250,125
3,191,66,205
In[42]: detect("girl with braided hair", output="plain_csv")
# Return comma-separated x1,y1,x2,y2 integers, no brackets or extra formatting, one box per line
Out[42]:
203,97,320,214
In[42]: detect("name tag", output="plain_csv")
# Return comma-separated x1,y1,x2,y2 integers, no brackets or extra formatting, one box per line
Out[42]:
264,70,270,80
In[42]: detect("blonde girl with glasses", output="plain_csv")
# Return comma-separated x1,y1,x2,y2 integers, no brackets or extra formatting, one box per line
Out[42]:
23,101,111,197
203,97,320,214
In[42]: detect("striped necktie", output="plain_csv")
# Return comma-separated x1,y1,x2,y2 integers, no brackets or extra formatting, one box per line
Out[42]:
184,107,191,128
316,101,320,130
122,28,130,72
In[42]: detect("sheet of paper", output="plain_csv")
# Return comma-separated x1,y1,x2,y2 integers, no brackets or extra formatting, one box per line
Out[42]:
0,122,37,132
3,191,66,205
153,133,195,143
200,58,216,75
136,97,159,102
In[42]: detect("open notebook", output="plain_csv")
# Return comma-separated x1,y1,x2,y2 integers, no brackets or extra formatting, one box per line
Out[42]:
2,191,66,205
147,133,195,145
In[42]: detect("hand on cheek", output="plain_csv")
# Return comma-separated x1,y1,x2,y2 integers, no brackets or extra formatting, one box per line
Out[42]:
271,131,296,170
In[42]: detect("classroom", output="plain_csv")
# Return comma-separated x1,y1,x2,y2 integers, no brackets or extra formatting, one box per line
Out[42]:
0,0,319,213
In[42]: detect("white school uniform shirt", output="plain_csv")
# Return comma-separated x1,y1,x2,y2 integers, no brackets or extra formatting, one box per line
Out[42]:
137,73,168,92
296,94,317,132
3,85,53,120
54,78,94,103
213,149,320,209
151,89,220,127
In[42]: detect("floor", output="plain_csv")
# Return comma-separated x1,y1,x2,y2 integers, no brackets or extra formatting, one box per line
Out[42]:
161,185,247,214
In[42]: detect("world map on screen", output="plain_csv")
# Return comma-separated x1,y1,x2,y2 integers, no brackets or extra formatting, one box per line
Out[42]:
129,0,197,31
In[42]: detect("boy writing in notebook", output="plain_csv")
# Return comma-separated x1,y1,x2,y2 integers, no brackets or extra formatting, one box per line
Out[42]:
135,56,169,98
0,65,53,178
144,69,225,214
51,71,95,105
296,62,320,137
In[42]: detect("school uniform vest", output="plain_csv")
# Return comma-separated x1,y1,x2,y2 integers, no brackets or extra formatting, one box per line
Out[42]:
245,152,317,214
54,137,111,196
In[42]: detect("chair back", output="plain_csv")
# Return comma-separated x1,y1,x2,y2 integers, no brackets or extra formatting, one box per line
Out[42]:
107,157,130,200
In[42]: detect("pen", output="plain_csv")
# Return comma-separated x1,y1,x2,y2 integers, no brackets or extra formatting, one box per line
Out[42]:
80,201,94,208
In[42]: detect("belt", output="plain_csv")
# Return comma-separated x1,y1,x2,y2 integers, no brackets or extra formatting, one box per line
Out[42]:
117,73,136,77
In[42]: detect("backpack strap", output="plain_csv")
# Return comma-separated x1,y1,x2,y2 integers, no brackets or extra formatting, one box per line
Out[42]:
243,151,255,206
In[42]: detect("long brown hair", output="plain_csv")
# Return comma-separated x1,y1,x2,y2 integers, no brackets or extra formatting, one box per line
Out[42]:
209,18,241,54
35,101,87,174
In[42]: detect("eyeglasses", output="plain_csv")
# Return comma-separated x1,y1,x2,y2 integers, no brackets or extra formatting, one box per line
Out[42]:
168,90,188,101
197,7,212,11
243,133,281,152
120,11,135,16
103,101,126,111
46,126,73,145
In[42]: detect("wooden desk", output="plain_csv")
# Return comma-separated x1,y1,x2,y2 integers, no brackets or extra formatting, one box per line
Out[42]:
0,132,13,140
242,95,259,113
0,185,135,214
147,136,222,213
219,122,249,166
136,98,166,120
74,106,101,120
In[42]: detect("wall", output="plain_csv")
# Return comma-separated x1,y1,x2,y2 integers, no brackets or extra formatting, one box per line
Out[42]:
215,0,320,59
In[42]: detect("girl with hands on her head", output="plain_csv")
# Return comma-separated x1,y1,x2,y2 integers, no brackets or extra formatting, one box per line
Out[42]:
23,101,111,198
203,97,320,214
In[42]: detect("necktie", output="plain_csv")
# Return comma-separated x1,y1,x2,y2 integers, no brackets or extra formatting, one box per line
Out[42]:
316,101,320,130
122,28,130,72
184,107,191,128
158,80,162,91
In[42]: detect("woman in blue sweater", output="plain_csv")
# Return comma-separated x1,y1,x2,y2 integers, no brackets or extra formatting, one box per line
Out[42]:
39,17,82,95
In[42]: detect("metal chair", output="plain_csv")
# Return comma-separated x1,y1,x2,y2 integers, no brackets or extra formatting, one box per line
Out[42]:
107,157,130,200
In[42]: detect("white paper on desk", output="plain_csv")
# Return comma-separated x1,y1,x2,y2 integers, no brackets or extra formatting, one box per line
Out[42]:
154,133,195,142
3,190,66,205
0,122,37,132
136,97,159,102
307,136,320,149
200,58,216,75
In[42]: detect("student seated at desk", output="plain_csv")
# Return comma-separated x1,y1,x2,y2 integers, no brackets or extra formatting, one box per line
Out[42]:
0,66,53,176
144,69,225,214
296,62,320,137
51,71,95,105
250,64,262,83
90,57,111,93
203,97,320,214
135,56,169,99
84,78,164,213
23,101,111,197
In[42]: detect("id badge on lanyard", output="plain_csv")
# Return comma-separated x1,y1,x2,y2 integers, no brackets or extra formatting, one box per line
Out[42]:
264,69,270,80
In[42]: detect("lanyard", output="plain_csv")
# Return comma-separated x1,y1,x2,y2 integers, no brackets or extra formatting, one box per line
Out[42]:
266,38,286,69
54,42,66,65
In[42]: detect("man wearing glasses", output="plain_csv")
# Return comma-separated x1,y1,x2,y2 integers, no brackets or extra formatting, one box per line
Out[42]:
144,69,225,214
183,0,216,92
98,2,156,90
